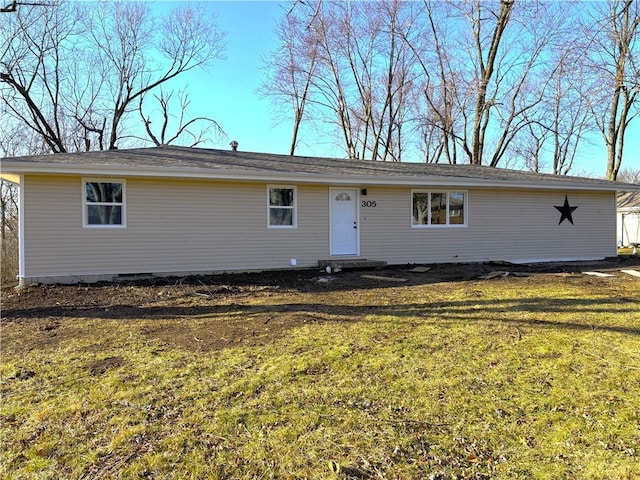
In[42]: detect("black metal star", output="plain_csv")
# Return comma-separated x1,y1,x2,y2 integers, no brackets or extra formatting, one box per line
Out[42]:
554,195,578,225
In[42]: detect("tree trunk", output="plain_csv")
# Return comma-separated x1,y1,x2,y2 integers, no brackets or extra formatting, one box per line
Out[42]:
469,0,514,165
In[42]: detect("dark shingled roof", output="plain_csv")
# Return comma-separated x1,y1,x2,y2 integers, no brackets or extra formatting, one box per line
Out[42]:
2,145,639,191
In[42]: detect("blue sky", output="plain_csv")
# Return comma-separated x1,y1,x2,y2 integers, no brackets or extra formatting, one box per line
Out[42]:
156,1,296,155
153,1,639,179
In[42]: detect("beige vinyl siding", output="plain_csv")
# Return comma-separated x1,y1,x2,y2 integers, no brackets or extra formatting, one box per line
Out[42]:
22,175,328,279
22,175,616,283
359,187,616,264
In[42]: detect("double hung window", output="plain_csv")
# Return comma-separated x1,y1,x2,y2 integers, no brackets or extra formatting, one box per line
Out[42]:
268,186,296,228
84,180,125,227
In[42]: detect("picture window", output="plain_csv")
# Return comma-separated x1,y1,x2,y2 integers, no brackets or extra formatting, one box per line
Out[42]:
412,190,466,227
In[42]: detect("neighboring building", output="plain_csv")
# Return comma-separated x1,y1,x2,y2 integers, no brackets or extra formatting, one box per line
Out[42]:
1,146,639,285
617,191,640,248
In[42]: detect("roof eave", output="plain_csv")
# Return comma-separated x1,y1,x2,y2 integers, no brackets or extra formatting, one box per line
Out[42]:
2,162,637,192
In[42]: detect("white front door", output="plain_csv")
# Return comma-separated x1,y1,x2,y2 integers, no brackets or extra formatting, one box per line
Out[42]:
330,188,359,255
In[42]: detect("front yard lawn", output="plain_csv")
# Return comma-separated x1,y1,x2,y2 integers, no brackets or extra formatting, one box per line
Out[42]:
2,268,639,479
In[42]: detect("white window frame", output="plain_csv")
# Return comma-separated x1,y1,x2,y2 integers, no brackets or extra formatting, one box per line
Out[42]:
411,190,467,228
82,178,127,228
267,185,297,229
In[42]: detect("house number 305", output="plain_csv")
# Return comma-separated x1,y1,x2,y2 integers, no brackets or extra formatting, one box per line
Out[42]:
361,200,377,208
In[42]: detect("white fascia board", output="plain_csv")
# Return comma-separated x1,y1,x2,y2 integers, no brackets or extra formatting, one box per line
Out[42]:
3,161,638,192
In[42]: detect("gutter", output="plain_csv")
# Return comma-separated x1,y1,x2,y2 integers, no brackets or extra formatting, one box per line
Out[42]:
2,162,638,193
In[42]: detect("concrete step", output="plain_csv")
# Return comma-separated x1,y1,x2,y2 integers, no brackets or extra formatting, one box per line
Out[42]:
317,259,387,271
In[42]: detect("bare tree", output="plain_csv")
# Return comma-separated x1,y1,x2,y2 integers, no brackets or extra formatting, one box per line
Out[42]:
583,0,640,181
1,1,83,152
464,0,515,165
1,1,55,13
450,0,575,168
262,0,638,174
544,55,592,175
405,0,464,164
1,0,226,154
327,0,419,161
399,1,573,169
263,1,420,161
83,1,225,150
357,0,417,162
516,16,594,176
0,179,19,283
617,168,640,184
310,2,359,159
259,5,319,155
138,89,225,147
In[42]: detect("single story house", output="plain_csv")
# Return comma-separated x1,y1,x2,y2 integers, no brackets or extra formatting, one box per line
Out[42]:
617,191,640,247
1,145,639,285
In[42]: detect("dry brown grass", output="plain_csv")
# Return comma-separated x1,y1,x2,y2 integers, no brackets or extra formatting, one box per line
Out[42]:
2,270,640,479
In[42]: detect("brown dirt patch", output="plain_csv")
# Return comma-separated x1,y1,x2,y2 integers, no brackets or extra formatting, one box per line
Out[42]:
2,257,639,354
87,356,125,375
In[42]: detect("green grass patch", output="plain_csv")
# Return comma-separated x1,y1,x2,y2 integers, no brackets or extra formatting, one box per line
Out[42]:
2,276,640,479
